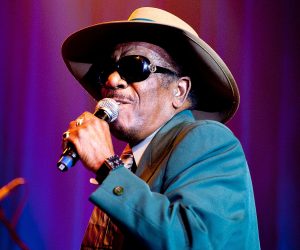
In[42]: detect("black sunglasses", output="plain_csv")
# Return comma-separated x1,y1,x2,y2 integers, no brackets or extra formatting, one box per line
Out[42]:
96,55,179,85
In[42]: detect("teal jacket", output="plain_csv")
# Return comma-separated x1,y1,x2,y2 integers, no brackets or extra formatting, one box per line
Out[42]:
89,110,260,249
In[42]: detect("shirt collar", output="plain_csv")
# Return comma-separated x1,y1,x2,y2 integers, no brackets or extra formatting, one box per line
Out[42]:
130,128,160,166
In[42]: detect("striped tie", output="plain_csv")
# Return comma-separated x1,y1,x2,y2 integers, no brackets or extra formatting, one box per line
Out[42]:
81,145,137,249
120,145,137,173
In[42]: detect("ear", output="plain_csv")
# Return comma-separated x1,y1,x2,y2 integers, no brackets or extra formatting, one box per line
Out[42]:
172,76,192,109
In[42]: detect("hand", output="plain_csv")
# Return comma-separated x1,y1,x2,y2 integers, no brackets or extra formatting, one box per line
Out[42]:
62,112,115,173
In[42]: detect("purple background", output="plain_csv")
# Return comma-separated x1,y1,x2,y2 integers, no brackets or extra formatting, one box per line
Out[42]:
0,1,299,249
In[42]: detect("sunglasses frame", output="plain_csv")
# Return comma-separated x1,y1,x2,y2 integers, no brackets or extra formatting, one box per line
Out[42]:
97,55,179,85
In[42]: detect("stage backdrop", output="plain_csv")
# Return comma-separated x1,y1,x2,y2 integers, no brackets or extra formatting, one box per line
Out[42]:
0,1,299,249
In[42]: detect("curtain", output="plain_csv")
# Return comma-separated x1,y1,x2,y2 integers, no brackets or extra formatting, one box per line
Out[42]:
0,1,299,249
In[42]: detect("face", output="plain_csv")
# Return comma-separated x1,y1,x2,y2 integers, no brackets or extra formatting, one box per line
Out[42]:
100,42,179,144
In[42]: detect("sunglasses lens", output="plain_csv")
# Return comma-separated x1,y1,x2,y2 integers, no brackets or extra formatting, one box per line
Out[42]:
118,56,150,83
96,56,151,85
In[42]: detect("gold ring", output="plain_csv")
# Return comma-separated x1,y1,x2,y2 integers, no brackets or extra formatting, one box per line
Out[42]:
76,118,84,126
62,131,70,139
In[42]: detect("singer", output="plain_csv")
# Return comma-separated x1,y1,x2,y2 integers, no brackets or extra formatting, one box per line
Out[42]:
60,7,260,249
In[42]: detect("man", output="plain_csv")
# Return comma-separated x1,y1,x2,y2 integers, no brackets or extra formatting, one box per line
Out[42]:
61,7,260,249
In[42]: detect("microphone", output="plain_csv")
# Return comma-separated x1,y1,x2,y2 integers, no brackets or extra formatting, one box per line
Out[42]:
0,178,26,201
57,98,119,172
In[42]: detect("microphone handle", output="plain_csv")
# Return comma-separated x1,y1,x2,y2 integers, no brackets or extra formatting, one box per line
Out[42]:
57,109,110,172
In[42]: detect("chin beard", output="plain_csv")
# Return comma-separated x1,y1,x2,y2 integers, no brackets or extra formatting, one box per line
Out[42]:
110,123,141,145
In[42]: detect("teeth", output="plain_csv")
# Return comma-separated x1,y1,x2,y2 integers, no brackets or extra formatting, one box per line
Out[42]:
116,102,121,105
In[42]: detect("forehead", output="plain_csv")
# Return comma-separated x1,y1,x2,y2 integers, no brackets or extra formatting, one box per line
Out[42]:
112,42,173,63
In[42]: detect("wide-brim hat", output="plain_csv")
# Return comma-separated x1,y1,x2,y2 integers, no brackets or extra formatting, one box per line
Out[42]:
62,7,240,123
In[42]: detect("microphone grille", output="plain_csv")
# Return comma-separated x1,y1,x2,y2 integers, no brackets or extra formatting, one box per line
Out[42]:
96,98,119,122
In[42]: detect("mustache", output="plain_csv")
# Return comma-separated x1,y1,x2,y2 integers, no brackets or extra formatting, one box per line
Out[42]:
104,91,135,103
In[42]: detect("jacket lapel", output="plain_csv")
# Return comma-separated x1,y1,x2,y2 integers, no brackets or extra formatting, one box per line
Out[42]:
136,110,195,184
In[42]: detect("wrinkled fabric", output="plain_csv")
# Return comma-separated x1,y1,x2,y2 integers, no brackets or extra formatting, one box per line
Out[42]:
85,110,260,249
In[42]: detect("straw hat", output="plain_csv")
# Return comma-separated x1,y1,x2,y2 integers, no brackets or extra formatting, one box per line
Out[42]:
62,7,240,123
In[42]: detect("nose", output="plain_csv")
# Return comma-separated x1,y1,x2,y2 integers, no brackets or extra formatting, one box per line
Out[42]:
105,71,128,89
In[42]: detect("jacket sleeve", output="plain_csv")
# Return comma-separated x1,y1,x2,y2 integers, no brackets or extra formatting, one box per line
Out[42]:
89,121,260,250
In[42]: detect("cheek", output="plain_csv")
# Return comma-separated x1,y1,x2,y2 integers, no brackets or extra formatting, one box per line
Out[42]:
115,103,145,128
114,96,154,131
142,87,173,110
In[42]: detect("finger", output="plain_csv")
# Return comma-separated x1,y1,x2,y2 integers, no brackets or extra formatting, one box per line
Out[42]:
62,131,70,139
62,130,72,149
69,112,95,129
75,117,84,127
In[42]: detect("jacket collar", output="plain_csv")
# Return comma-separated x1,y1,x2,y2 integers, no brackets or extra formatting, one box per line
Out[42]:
136,110,195,182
